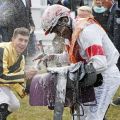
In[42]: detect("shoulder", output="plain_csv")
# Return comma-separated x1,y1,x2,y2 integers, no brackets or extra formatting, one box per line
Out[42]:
0,42,10,49
0,42,11,57
82,24,100,33
81,24,105,39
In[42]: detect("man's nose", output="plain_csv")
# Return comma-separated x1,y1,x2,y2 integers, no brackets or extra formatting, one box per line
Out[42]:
21,40,27,46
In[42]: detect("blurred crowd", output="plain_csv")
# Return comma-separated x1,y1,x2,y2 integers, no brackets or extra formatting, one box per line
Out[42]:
0,0,36,57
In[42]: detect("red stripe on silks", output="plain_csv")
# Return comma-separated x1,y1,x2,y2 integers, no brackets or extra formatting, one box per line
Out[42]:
85,44,105,58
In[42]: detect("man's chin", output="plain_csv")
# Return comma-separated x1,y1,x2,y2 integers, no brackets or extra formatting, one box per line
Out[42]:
17,50,25,55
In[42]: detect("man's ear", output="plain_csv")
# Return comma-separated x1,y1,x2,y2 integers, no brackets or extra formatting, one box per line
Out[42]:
11,36,17,43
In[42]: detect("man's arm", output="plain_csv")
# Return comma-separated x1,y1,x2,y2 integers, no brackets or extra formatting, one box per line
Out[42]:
80,24,107,74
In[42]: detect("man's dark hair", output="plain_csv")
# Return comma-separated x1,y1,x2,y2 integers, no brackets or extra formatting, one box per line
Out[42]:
12,27,30,38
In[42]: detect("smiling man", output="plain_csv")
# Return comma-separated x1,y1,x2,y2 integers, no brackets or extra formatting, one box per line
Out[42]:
0,27,37,120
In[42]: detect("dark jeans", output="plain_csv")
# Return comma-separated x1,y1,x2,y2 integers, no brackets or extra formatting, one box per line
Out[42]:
0,27,10,42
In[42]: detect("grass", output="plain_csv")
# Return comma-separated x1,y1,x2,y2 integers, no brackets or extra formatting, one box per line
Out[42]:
8,96,71,120
7,87,120,120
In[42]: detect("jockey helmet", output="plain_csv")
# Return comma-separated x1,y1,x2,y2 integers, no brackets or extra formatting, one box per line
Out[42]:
41,4,70,35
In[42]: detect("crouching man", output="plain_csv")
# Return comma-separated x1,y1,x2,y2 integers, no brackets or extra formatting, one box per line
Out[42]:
0,27,37,120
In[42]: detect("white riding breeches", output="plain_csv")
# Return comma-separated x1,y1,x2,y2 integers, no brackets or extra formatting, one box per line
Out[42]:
74,65,120,120
0,86,20,112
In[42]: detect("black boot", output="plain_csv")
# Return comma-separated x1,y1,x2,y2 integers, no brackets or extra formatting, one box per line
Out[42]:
53,102,64,120
0,103,11,120
103,117,107,120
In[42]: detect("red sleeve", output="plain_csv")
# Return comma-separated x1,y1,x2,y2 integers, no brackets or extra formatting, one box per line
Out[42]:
85,44,105,59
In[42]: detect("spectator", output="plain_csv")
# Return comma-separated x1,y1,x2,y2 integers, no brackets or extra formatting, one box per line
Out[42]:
62,0,84,15
0,33,2,42
102,0,120,106
102,0,117,41
61,0,70,8
52,35,65,54
92,0,110,32
33,5,120,120
0,27,38,120
0,0,16,42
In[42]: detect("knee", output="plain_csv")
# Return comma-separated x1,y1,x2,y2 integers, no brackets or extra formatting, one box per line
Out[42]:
8,100,20,112
0,103,9,112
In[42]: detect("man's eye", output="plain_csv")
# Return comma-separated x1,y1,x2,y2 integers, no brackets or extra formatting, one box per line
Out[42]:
62,18,68,23
19,38,23,41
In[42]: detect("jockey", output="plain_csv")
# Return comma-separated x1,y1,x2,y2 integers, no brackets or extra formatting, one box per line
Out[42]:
34,4,120,120
0,28,37,120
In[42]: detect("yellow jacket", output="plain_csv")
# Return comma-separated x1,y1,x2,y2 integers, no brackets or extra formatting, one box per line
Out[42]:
0,42,26,98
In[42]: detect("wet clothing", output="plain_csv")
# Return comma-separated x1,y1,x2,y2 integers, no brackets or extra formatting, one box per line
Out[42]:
62,21,120,120
107,3,117,42
62,0,84,10
30,17,120,120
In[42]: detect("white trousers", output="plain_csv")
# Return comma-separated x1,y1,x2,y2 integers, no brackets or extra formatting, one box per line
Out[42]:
0,86,20,112
74,65,120,120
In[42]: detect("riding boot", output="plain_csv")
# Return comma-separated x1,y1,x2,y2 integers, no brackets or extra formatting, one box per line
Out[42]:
103,117,107,120
0,103,11,120
54,102,64,120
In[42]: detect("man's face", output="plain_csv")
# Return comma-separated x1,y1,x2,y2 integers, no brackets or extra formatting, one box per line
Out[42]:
102,0,113,8
12,34,29,54
77,10,91,18
51,17,72,39
95,0,102,7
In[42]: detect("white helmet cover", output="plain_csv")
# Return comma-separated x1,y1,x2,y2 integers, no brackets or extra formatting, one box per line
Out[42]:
41,4,70,35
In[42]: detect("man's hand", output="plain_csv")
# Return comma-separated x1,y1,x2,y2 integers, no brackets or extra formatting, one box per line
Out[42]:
24,68,38,95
